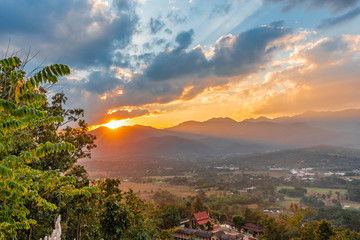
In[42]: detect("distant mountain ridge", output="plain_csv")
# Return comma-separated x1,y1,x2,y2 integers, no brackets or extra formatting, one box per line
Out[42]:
85,109,360,164
169,108,360,148
88,123,276,160
224,144,360,171
273,109,360,122
168,117,335,146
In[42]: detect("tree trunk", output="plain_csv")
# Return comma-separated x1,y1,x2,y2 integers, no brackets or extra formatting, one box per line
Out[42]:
77,219,82,240
28,224,32,240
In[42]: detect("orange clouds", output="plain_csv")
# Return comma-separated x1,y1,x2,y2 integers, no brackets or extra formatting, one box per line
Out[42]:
250,35,360,115
98,33,360,128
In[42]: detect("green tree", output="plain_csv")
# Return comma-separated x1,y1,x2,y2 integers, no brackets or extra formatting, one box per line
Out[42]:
191,197,208,213
59,166,102,240
0,56,97,239
205,221,213,231
316,219,334,240
29,92,96,172
300,221,319,240
242,207,261,224
232,215,246,231
332,228,360,240
16,91,98,239
335,191,340,201
98,179,169,240
100,196,132,240
287,203,313,231
260,216,284,240
219,213,227,224
154,204,181,229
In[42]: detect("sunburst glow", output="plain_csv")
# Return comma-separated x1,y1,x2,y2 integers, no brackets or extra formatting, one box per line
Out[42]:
102,119,127,129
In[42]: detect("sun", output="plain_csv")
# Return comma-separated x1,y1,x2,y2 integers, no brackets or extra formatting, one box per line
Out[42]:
102,119,127,129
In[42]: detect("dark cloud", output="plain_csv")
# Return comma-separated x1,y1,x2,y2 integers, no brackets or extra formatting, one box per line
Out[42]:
263,0,360,13
149,17,165,34
0,0,138,69
317,7,360,28
107,108,151,120
175,29,194,50
136,52,155,65
113,52,131,68
105,22,290,107
210,21,290,77
83,70,122,95
145,46,209,81
144,29,205,81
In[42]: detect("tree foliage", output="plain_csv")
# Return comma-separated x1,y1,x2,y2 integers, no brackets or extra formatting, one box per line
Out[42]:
232,215,246,231
1,56,172,240
0,56,98,239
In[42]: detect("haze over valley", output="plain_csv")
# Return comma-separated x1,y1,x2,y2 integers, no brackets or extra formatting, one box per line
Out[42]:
81,109,360,179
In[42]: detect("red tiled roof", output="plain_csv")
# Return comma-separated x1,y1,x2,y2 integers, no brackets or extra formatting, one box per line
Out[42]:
198,219,211,225
193,211,211,225
243,223,263,232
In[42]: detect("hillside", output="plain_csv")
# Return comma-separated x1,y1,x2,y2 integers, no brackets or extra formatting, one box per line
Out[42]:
223,145,360,171
168,117,336,146
87,124,276,161
81,109,360,178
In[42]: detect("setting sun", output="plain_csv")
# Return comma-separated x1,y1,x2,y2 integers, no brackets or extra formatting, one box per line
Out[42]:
102,119,127,129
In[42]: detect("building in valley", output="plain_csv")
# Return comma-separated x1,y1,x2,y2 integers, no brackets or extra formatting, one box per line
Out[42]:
190,211,212,229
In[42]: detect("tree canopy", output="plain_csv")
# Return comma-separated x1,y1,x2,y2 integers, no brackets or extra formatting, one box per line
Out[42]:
0,56,98,239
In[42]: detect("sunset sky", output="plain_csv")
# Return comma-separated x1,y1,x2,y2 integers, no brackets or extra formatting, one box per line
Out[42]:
1,0,360,128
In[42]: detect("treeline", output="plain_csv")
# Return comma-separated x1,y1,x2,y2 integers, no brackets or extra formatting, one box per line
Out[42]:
150,189,360,240
222,147,360,171
300,176,360,202
279,187,307,198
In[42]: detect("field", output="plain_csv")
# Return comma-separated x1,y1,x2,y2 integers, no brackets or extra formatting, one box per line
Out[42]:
305,187,347,196
280,200,300,210
341,200,360,209
119,181,196,198
277,185,294,191
276,186,351,210
276,186,347,197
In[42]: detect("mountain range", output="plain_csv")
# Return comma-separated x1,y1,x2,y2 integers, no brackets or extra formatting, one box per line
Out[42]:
85,109,360,162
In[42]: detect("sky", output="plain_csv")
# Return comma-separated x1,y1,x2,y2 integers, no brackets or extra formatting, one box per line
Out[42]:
1,0,360,129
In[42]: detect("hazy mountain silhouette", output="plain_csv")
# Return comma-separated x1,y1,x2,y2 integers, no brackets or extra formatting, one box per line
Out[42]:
88,123,277,161
119,135,212,155
86,109,360,165
273,109,360,122
169,117,335,146
225,145,360,171
271,109,360,148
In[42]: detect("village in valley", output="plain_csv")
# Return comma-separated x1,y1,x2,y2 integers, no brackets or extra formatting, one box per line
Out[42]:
174,211,262,240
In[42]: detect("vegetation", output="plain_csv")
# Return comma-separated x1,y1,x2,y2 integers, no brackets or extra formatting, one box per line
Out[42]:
300,195,325,209
0,56,168,240
232,215,246,230
279,187,307,198
2,56,360,239
0,56,98,239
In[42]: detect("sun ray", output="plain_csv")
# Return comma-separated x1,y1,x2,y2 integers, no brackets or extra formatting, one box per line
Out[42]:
102,119,127,129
